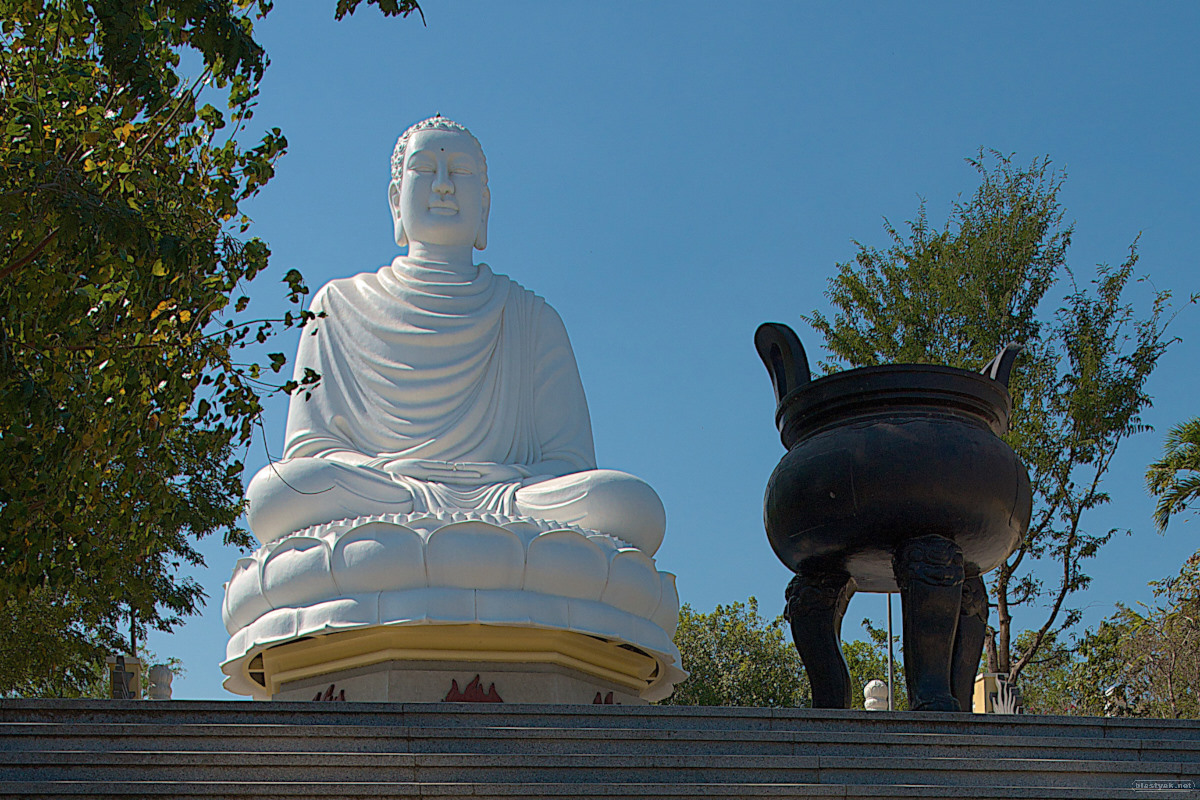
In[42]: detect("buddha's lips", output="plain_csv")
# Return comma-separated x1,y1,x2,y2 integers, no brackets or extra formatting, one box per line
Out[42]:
429,202,458,214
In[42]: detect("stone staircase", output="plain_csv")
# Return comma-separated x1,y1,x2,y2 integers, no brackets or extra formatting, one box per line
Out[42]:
1,700,1197,798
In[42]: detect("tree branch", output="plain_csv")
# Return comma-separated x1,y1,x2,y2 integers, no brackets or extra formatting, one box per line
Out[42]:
0,228,59,281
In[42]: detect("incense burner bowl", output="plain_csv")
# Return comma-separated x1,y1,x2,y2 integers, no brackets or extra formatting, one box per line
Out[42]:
755,323,1031,712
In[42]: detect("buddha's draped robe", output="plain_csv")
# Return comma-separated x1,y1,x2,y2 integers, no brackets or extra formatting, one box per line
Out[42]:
245,258,665,554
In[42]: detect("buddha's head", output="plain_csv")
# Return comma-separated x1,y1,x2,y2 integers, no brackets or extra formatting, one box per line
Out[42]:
389,116,490,251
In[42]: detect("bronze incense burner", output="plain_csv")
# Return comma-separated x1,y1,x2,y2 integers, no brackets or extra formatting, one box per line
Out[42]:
756,322,1032,711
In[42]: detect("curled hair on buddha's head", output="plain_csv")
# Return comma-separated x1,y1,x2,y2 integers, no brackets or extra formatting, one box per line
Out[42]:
390,115,488,189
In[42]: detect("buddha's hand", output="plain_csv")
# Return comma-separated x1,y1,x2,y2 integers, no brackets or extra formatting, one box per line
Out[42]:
452,462,528,484
378,459,526,486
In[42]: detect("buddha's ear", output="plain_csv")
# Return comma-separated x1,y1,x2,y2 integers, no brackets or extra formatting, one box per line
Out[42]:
388,181,407,248
474,185,490,251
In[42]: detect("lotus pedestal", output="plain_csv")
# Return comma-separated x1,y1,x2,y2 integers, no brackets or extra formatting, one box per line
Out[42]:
221,511,684,704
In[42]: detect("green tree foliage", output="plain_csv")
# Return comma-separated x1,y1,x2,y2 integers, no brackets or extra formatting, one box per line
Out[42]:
0,586,112,698
0,1,432,695
665,598,810,707
845,617,907,711
1022,553,1200,719
0,598,183,699
334,0,424,21
665,597,906,709
806,151,1191,686
1147,418,1200,531
1063,620,1127,717
1001,550,1200,719
1006,629,1077,715
1086,553,1200,718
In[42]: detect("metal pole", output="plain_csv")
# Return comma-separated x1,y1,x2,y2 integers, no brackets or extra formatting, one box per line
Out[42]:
887,593,895,711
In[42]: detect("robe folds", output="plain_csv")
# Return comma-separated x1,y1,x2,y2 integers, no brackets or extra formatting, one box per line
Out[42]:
286,256,596,478
246,257,666,554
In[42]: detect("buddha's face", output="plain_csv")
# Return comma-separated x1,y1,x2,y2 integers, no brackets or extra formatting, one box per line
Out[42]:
390,128,489,250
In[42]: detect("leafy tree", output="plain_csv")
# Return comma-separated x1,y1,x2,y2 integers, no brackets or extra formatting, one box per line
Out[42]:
0,599,183,699
0,587,112,698
335,0,424,21
1147,418,1200,531
1095,553,1200,718
805,150,1193,687
845,617,907,710
1065,619,1128,717
0,0,419,696
665,597,907,709
665,598,810,707
1007,629,1077,715
842,645,907,710
1039,554,1200,720
1012,554,1200,720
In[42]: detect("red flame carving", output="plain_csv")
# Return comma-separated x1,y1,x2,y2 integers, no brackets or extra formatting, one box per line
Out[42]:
443,674,503,703
313,684,345,701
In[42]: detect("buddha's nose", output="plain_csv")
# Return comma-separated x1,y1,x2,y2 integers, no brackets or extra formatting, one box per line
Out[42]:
432,163,453,195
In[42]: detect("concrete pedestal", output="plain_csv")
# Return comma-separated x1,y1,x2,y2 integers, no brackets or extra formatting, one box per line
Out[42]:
255,624,657,704
275,660,643,704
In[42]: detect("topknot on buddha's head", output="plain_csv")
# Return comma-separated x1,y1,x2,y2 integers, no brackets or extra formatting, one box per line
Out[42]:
390,115,487,186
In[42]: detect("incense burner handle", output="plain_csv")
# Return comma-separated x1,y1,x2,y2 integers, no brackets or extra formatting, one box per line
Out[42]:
980,342,1023,388
755,322,811,408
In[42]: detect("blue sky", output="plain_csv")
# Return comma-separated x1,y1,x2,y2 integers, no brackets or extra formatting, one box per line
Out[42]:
148,1,1200,699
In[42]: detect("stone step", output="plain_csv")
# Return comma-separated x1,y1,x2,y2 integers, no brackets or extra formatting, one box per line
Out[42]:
0,751,1190,789
3,723,1198,762
5,700,1199,741
0,782,1175,799
2,701,1196,798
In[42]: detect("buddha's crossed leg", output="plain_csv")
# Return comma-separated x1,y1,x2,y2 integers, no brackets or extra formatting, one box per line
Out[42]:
246,457,665,555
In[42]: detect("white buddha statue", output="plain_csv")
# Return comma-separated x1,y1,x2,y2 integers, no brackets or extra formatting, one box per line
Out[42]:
244,116,666,556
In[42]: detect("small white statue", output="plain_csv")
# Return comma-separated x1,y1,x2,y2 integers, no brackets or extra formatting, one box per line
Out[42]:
863,679,889,711
147,664,173,700
245,117,666,555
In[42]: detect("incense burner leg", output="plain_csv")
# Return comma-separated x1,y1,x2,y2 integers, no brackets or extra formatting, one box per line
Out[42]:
952,574,988,712
893,535,964,712
785,568,856,708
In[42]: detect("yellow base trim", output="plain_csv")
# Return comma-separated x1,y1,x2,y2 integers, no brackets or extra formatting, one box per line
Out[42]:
258,624,661,696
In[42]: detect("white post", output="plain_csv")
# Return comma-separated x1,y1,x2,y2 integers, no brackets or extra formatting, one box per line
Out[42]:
887,593,895,711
